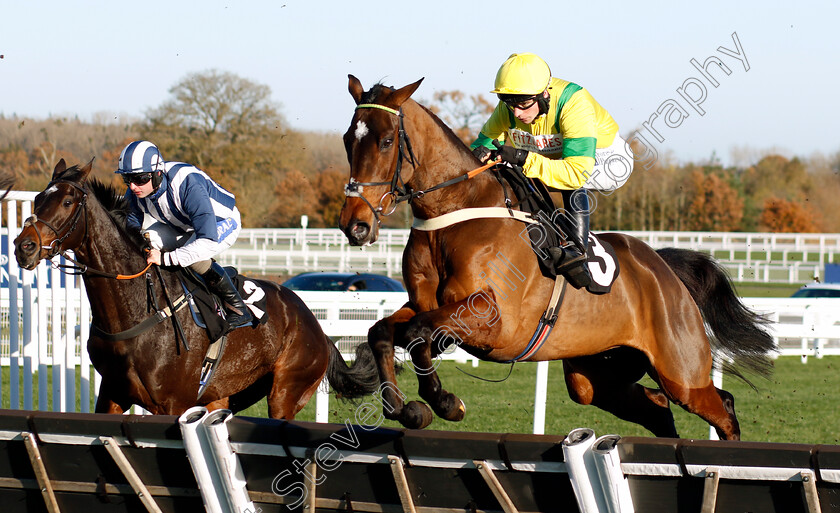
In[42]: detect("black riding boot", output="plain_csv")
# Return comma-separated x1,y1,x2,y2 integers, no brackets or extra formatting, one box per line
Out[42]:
202,262,253,329
552,189,592,289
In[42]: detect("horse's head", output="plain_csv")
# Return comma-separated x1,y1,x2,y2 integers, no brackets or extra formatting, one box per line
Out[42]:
339,75,424,246
15,158,93,270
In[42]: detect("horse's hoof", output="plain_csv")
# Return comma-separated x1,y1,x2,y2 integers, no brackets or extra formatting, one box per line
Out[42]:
401,401,434,429
433,393,466,422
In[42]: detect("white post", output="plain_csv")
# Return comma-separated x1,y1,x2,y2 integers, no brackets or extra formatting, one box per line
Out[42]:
80,279,91,412
51,264,65,411
533,361,549,435
64,272,76,412
316,378,330,423
178,407,227,513
202,410,256,513
592,434,635,513
562,428,608,513
21,201,34,411
37,263,48,410
7,199,19,409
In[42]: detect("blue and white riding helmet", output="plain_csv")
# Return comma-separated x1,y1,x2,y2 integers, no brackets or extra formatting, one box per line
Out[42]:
116,140,165,188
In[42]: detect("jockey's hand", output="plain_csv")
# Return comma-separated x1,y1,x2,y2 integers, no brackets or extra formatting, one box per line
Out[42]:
471,145,493,163
493,141,529,167
146,248,162,266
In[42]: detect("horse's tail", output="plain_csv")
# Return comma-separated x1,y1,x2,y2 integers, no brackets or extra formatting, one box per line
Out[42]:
325,340,381,400
656,247,776,387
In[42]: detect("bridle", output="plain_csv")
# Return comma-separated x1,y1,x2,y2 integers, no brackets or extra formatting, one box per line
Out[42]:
344,104,418,220
22,179,151,280
344,103,498,222
23,179,89,262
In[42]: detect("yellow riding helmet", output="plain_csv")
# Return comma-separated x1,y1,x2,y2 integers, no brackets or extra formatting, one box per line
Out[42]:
491,53,552,95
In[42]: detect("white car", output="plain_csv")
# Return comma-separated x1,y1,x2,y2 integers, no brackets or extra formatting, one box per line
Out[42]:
791,283,840,298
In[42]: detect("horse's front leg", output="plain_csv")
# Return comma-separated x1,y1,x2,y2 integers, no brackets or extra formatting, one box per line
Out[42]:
94,386,127,414
401,296,501,427
368,306,435,429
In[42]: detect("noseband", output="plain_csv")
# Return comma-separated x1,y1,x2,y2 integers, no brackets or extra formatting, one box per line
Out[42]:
23,179,88,261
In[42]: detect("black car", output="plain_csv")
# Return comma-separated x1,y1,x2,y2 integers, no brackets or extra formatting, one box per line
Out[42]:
282,272,406,292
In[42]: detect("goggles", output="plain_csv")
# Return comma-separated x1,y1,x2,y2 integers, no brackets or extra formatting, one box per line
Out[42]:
122,173,154,186
502,96,538,111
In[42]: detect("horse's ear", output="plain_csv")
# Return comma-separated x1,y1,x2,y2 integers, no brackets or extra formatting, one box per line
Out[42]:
389,78,425,108
52,159,67,180
79,157,95,182
348,74,364,105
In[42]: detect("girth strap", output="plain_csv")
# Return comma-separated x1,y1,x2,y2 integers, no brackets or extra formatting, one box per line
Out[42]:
509,276,567,362
90,294,190,342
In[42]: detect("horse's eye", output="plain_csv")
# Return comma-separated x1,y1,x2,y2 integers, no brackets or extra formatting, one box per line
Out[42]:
380,138,394,150
62,198,73,208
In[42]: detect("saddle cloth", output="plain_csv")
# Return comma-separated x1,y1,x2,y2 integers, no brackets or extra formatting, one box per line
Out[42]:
180,267,269,343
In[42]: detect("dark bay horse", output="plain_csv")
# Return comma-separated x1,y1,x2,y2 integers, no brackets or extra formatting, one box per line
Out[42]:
339,75,774,440
15,159,379,417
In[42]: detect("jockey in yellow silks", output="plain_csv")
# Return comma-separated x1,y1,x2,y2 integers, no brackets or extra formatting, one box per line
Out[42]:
471,52,634,287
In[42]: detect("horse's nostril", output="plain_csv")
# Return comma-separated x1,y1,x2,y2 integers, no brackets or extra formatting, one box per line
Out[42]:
20,240,36,253
351,223,370,241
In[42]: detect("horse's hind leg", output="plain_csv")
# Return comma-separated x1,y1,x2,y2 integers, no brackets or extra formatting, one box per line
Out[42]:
563,355,679,438
659,373,741,440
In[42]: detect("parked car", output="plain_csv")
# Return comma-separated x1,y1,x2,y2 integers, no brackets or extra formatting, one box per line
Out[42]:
282,272,406,292
791,283,840,298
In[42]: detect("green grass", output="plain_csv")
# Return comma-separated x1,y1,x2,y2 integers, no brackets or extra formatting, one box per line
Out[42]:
733,282,800,298
237,356,840,444
1,366,97,412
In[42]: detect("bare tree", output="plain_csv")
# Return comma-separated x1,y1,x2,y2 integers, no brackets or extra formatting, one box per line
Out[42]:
425,90,495,144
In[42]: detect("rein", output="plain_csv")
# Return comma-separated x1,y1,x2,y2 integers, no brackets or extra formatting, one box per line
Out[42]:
345,102,498,221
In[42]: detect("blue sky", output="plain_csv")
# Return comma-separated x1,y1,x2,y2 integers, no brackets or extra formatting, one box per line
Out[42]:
1,1,838,166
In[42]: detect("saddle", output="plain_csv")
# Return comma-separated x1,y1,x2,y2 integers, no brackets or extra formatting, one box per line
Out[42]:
178,266,268,343
497,164,620,295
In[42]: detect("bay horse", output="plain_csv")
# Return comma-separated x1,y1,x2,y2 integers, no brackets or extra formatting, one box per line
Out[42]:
15,159,379,417
339,75,774,440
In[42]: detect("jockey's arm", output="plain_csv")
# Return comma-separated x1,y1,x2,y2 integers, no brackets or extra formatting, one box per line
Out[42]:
523,92,598,190
161,176,220,267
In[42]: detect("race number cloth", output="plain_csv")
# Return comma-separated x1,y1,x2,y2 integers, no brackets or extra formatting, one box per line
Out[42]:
585,234,620,295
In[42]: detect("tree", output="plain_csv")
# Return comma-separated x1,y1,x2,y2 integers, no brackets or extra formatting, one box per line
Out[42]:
139,70,315,226
759,197,818,232
268,169,320,227
314,169,348,228
425,90,495,144
684,170,744,231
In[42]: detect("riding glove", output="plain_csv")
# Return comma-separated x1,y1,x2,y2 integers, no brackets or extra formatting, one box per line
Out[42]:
471,145,493,163
493,141,529,167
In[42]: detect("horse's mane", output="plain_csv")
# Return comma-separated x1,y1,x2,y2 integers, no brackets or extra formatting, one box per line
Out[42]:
58,164,145,248
363,83,478,156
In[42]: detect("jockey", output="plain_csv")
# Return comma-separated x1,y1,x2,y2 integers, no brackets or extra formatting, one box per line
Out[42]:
116,140,252,329
471,53,634,288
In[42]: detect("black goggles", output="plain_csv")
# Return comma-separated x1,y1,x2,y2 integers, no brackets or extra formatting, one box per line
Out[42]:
122,173,153,186
502,96,538,111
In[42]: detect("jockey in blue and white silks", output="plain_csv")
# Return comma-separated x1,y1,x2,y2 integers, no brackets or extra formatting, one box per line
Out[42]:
117,140,252,330
124,160,241,268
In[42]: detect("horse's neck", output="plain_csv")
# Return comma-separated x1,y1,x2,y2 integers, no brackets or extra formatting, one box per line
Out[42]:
76,203,156,325
407,110,507,219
